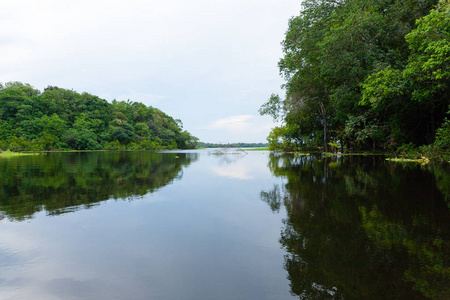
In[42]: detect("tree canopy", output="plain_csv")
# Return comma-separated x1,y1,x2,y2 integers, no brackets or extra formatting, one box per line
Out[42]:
260,0,450,156
0,82,198,151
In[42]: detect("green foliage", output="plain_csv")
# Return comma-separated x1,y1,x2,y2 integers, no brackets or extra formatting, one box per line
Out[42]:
40,114,67,137
0,87,31,120
103,140,125,150
176,130,199,149
8,136,32,151
361,2,450,147
396,142,418,157
0,150,40,158
106,122,135,144
0,119,14,142
361,67,406,108
262,0,449,154
258,93,282,120
0,83,198,151
266,126,298,151
404,7,450,100
435,117,450,149
137,139,161,150
267,127,285,150
31,133,62,151
62,128,101,150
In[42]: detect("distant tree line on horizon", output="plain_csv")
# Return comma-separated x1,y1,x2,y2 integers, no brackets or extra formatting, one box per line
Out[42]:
197,142,269,148
0,82,199,151
260,0,450,160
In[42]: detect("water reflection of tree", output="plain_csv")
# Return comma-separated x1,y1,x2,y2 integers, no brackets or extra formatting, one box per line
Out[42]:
0,151,197,221
261,154,450,299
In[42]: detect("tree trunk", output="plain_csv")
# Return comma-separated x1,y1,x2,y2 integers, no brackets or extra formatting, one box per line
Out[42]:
320,102,328,152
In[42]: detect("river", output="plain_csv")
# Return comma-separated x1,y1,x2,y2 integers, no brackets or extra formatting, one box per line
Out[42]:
0,150,449,299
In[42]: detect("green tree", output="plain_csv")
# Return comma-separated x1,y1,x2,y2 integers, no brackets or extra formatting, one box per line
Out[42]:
62,128,100,150
261,0,440,152
0,87,31,120
0,82,197,151
40,114,67,137
0,119,14,146
361,1,450,147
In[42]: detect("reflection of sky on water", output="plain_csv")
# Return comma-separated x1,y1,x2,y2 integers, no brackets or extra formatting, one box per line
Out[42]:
211,164,252,180
0,151,292,300
208,150,273,181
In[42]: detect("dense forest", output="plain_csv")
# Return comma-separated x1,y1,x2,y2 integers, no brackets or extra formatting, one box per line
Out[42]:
260,0,450,158
0,82,198,151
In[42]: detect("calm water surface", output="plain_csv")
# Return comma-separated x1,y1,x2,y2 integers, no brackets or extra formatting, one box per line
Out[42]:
0,150,449,299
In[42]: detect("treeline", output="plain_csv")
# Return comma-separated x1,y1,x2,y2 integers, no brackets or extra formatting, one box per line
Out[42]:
197,142,269,148
0,82,198,151
260,0,450,158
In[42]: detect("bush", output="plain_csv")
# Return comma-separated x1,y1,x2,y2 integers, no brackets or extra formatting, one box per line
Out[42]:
396,143,419,158
103,140,124,150
435,118,450,149
62,129,101,150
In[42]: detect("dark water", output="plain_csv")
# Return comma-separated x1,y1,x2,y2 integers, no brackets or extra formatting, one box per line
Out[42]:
0,151,449,299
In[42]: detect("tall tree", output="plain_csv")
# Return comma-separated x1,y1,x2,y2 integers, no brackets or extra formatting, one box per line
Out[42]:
261,0,439,151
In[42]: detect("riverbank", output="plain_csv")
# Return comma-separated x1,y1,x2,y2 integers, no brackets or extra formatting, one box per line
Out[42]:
0,151,41,158
270,149,450,164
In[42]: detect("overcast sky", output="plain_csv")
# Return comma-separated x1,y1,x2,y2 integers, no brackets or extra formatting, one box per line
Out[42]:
0,0,300,143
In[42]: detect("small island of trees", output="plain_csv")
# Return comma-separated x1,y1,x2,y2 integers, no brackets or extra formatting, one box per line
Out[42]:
0,82,198,151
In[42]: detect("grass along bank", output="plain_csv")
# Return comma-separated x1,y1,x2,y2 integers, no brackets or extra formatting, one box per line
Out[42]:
0,150,42,158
